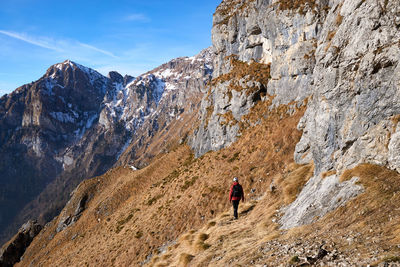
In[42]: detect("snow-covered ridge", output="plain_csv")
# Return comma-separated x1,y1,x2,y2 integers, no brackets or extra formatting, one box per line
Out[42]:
50,111,77,123
53,60,103,80
48,60,108,92
30,48,214,137
99,47,214,131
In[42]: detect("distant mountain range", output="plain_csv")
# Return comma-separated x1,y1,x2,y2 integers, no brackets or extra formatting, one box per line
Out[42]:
0,48,213,244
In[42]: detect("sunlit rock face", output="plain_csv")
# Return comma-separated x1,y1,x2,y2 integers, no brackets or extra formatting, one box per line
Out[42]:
190,0,400,229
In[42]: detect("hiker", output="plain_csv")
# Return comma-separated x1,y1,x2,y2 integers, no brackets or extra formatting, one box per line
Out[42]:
229,177,244,219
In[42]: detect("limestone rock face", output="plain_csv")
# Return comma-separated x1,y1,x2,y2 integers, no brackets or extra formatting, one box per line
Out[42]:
282,0,400,228
190,0,323,156
295,0,400,175
280,175,365,229
191,0,400,229
211,0,320,104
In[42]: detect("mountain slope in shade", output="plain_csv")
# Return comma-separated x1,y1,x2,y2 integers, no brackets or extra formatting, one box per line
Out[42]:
0,48,214,245
0,60,111,244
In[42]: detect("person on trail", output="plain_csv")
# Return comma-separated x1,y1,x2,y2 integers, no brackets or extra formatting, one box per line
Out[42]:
229,177,244,219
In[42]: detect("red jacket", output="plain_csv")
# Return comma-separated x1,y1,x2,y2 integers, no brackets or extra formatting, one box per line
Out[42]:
229,182,244,202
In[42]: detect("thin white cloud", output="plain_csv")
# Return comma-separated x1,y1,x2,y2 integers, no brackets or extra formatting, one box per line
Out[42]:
124,13,150,22
0,30,63,51
79,43,118,58
0,30,117,59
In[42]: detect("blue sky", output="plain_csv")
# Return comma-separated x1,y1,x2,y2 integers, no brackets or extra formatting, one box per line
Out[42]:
0,0,221,96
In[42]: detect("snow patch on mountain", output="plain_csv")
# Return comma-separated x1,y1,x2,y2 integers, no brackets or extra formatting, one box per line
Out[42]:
21,136,43,157
85,114,98,129
52,60,109,93
116,138,132,160
50,112,76,123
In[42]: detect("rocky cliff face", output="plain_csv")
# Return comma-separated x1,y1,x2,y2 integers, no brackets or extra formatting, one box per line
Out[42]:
0,60,111,243
190,0,321,156
190,0,400,229
0,49,213,244
109,48,213,167
283,0,400,229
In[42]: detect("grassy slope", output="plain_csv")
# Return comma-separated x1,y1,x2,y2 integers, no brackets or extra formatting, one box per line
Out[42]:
16,97,400,266
155,163,400,266
17,98,308,266
15,76,400,266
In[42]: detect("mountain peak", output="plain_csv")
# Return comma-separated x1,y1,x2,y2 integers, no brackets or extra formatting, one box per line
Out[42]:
51,59,89,72
107,71,123,84
52,59,78,70
46,60,78,76
44,60,108,89
62,59,75,65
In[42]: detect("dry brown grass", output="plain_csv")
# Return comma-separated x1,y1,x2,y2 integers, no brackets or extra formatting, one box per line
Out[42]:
204,105,214,129
391,114,400,130
212,57,271,92
279,163,314,204
321,169,336,179
206,221,216,230
197,232,209,242
303,49,316,60
336,13,343,26
219,111,238,126
214,0,256,26
179,253,194,266
158,161,400,266
327,30,336,41
276,0,317,15
138,104,310,266
155,163,310,266
17,97,309,267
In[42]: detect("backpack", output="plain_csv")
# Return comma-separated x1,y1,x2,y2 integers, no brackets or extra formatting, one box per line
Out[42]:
232,184,242,198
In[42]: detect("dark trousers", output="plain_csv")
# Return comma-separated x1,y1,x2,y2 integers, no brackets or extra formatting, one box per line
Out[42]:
232,200,240,219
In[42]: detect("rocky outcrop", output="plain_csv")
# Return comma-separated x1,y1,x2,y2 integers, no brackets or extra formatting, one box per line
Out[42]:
55,179,98,233
280,175,365,229
56,193,88,233
283,0,400,228
190,0,400,229
294,0,400,174
190,0,323,156
0,220,41,267
114,48,213,166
